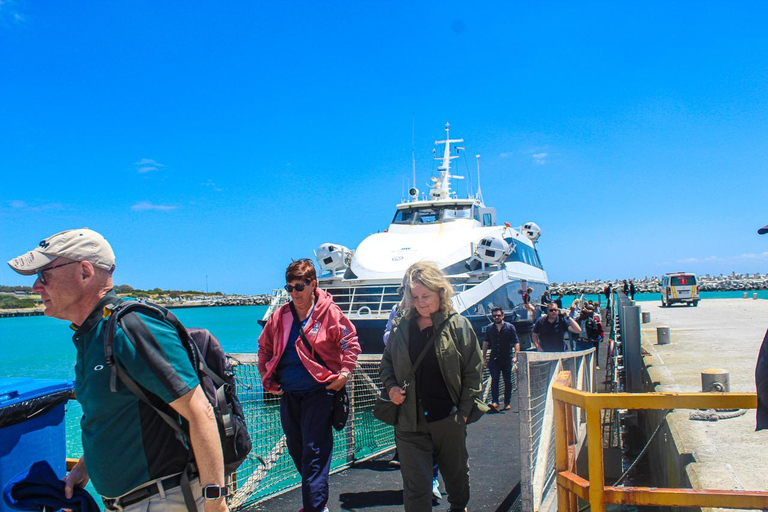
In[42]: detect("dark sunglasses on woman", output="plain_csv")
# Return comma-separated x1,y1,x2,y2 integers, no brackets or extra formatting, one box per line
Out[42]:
285,282,310,293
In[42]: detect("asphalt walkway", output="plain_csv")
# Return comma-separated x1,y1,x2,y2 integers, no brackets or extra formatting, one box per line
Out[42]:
640,298,768,495
249,404,521,512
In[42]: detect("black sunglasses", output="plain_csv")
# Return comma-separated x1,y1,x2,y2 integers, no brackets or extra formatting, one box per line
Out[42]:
285,281,311,293
37,261,79,285
492,314,503,318
547,308,559,313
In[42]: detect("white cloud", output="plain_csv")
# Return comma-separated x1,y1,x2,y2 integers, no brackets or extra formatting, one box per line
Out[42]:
0,0,26,25
499,152,514,158
134,158,165,173
738,252,768,260
131,201,177,212
5,200,63,211
532,152,548,165
677,252,768,264
203,179,223,192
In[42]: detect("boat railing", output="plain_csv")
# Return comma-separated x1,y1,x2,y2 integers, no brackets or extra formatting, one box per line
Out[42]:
517,349,595,512
552,370,768,511
326,283,477,318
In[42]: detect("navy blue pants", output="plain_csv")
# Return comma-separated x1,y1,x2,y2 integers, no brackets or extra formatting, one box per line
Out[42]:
280,388,335,512
488,358,512,406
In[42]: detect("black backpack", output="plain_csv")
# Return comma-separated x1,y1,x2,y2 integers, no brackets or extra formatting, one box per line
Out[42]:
103,300,252,478
585,316,601,341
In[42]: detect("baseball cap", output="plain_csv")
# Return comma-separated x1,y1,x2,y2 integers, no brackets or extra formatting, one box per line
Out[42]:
759,224,768,235
7,228,115,276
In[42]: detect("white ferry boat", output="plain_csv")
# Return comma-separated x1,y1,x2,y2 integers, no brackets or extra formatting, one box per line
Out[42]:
261,123,549,352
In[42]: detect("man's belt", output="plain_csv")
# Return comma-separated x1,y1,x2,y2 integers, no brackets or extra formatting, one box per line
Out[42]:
103,473,184,510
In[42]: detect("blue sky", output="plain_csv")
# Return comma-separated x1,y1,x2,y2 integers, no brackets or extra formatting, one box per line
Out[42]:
2,1,767,294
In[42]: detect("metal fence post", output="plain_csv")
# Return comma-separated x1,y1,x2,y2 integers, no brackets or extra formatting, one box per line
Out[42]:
517,351,534,512
622,305,642,392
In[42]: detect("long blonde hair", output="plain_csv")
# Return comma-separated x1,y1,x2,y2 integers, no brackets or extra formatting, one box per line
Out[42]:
402,261,455,319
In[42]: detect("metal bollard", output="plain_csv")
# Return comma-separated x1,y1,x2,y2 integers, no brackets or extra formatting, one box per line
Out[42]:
657,326,671,345
754,293,759,300
701,369,730,393
642,311,651,323
744,292,748,299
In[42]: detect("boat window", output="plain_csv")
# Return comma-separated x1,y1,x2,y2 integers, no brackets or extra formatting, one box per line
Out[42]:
441,205,472,222
483,213,493,227
393,205,472,224
393,210,417,224
417,208,440,224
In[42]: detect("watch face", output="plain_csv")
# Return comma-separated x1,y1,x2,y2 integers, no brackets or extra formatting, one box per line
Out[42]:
203,486,226,499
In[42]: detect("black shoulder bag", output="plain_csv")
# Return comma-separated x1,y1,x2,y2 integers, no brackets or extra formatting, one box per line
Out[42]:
373,314,455,425
289,302,350,431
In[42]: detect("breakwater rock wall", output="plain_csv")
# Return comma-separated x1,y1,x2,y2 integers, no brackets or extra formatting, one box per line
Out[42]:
550,273,768,296
159,295,271,308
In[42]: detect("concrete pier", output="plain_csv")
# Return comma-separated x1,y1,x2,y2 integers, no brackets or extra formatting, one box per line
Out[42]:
640,298,768,499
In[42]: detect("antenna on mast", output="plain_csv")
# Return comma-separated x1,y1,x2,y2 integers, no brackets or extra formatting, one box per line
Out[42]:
411,115,416,189
475,155,484,203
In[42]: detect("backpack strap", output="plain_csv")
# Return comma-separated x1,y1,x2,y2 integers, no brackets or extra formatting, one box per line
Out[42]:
103,299,200,512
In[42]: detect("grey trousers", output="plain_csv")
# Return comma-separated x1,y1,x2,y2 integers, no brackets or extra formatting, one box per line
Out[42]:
396,411,469,512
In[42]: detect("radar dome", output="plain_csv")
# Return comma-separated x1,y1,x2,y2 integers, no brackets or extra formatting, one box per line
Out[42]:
521,222,542,242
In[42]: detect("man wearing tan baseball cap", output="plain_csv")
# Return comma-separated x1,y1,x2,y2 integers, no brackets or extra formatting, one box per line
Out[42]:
8,229,229,512
8,228,116,277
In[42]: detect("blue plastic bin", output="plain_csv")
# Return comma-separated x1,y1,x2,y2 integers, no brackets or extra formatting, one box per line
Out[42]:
0,378,73,512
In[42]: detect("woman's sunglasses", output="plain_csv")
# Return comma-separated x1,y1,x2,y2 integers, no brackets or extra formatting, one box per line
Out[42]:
285,282,311,293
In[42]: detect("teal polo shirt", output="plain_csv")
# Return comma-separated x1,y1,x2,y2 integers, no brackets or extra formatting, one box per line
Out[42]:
72,292,199,498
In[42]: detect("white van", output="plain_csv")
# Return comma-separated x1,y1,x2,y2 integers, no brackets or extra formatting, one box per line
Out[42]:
660,272,699,307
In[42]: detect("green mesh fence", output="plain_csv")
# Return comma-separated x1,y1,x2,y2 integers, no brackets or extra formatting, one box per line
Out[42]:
226,354,394,509
226,353,507,509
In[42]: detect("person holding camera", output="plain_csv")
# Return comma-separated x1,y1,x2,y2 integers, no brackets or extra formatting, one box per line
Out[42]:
532,304,581,352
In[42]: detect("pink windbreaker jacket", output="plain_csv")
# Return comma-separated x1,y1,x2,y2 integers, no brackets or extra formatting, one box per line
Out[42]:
257,287,360,393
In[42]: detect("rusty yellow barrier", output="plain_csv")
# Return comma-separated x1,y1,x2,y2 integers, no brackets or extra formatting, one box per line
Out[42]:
552,371,768,511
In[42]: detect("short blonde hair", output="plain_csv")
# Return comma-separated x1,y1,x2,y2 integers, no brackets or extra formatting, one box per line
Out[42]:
402,261,455,319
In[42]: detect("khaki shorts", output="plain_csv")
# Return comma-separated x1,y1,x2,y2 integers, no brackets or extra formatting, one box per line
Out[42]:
103,477,204,512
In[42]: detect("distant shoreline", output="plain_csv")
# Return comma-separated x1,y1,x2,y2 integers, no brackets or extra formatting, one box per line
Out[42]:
0,299,269,318
551,273,767,296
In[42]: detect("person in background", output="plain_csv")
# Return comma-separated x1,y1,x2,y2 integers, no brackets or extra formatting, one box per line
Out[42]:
539,289,552,316
629,280,636,300
604,282,613,306
533,303,581,352
567,299,581,351
522,286,536,320
482,307,520,411
553,291,564,309
623,280,629,297
258,259,360,512
7,229,228,512
380,261,482,512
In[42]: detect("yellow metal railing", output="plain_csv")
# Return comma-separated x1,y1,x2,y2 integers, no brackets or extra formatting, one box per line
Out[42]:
552,371,768,511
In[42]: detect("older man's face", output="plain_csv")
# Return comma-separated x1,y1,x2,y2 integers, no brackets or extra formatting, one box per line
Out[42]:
32,258,85,322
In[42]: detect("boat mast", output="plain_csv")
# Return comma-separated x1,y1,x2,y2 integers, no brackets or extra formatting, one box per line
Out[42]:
475,154,484,204
431,122,464,200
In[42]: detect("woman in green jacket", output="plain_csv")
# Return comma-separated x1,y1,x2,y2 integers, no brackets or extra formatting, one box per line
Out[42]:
380,261,483,512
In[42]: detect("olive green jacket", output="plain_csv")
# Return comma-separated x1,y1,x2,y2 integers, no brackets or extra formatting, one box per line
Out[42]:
379,310,483,431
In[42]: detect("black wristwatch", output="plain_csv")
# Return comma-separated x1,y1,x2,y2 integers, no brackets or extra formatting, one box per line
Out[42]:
202,484,229,500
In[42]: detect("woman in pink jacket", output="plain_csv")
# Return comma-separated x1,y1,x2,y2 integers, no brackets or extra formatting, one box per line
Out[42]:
258,259,360,512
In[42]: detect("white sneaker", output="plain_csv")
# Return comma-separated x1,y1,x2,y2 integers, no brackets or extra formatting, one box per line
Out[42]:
432,477,441,499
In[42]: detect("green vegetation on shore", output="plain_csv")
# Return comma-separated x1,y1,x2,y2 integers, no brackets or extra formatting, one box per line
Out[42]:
112,284,224,299
0,284,227,310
